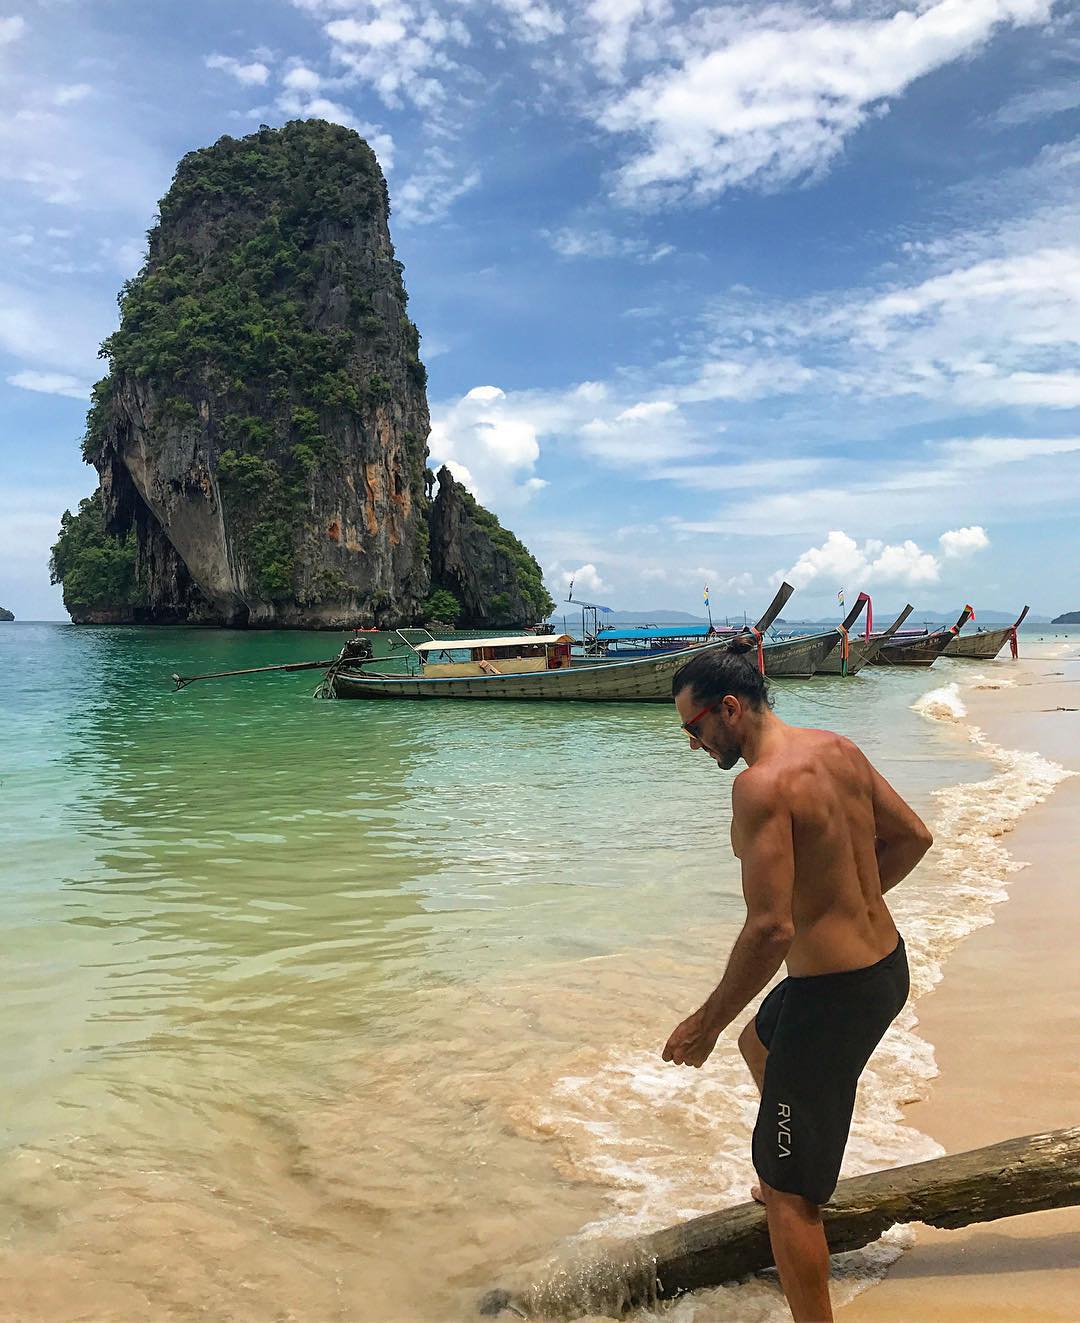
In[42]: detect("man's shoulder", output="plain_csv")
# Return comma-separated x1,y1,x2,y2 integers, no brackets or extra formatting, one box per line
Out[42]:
798,725,857,751
732,762,786,812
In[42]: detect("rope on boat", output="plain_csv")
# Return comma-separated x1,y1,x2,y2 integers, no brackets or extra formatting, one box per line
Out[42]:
837,624,850,677
745,625,765,675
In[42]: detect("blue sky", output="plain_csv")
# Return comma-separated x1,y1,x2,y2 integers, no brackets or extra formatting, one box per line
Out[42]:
2,0,1078,621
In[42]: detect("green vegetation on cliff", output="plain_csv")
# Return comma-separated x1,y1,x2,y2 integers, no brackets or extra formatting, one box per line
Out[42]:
422,588,461,624
49,492,142,612
457,490,554,623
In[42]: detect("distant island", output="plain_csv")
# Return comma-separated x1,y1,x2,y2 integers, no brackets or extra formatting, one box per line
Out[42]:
49,120,552,631
1052,611,1080,625
0,607,13,621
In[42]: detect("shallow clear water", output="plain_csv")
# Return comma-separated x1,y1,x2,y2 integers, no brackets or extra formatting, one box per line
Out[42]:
0,622,1061,1322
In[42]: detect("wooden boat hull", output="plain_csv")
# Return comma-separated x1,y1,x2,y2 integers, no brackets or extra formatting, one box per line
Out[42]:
569,631,836,677
871,634,951,667
814,638,880,675
942,610,1027,659
941,627,1013,659
329,638,729,702
761,631,838,677
872,603,976,667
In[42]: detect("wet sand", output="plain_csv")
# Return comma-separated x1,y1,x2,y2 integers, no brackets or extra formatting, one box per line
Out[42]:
840,656,1080,1322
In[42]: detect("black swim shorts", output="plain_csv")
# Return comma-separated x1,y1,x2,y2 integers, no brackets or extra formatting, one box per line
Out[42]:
751,935,909,1206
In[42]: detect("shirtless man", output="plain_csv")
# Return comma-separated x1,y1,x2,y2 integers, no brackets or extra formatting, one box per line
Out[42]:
662,647,933,1323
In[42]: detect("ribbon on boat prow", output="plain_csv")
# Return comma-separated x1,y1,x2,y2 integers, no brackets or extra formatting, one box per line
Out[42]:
1010,605,1029,659
950,604,975,635
837,624,850,676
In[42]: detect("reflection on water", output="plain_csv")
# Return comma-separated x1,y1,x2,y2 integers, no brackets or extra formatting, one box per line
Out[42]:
0,622,1025,1321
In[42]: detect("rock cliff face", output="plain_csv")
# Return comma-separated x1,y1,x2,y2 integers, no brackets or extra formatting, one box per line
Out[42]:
0,607,13,621
429,467,551,628
57,120,550,629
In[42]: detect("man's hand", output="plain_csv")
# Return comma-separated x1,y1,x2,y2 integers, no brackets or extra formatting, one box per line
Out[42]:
662,1007,722,1068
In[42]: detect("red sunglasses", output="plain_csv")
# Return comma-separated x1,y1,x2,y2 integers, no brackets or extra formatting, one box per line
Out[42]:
681,702,722,739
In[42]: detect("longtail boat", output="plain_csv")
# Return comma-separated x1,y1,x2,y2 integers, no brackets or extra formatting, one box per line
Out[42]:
758,629,841,677
571,624,837,677
319,584,794,702
942,606,1029,660
816,599,915,675
870,605,974,668
814,594,872,676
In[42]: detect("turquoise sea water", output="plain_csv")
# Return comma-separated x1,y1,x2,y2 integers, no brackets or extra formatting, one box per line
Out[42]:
0,622,1058,1321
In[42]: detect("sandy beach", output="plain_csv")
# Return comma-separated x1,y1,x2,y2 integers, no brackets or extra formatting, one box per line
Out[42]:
840,646,1080,1322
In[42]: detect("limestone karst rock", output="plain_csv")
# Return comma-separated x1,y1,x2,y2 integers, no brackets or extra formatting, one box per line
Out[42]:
53,120,552,629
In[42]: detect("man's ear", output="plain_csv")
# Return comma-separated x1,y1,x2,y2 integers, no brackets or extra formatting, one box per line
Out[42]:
722,693,740,721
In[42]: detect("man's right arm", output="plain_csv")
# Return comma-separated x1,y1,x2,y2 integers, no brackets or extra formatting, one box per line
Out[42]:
867,759,934,893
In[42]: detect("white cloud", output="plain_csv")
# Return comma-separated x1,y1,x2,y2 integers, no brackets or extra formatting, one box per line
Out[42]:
395,150,480,223
282,64,322,92
992,81,1080,128
677,355,815,403
870,539,941,584
585,0,667,82
939,525,990,557
205,53,271,86
597,0,1054,205
0,15,25,45
324,7,456,113
544,226,674,262
53,83,93,106
0,280,113,382
7,369,89,398
559,563,610,598
700,242,1080,413
786,530,941,589
937,435,1080,466
428,374,715,499
578,396,703,464
654,458,824,490
326,16,407,47
492,0,566,41
428,384,547,505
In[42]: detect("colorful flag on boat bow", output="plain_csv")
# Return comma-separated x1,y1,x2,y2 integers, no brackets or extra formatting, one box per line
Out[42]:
703,584,710,607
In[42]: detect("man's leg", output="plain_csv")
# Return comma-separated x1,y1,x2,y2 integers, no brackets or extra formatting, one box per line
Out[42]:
743,1019,834,1321
760,1182,833,1323
738,1018,767,1093
738,1019,768,1202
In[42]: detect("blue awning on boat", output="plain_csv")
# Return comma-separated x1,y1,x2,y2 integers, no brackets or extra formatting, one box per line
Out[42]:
598,625,715,641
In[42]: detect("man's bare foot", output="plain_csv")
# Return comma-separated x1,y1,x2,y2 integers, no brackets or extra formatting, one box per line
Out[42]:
751,1184,765,1205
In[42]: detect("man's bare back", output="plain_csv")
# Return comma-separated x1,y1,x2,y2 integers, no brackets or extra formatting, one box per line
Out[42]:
731,727,903,977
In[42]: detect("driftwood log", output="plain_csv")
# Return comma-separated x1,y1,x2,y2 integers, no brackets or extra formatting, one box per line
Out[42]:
480,1126,1080,1319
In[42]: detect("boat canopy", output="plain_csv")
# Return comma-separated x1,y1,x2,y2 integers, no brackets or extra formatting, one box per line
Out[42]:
414,633,573,653
597,625,716,641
